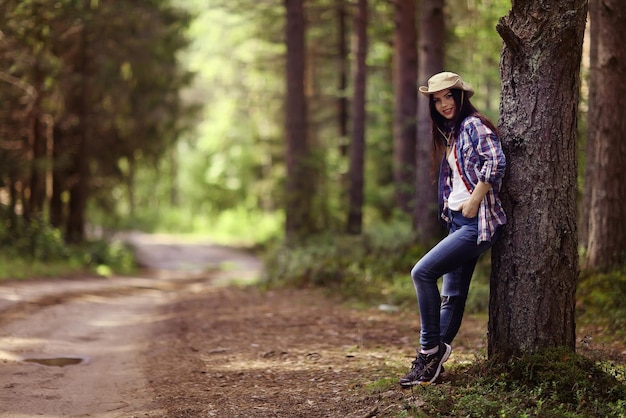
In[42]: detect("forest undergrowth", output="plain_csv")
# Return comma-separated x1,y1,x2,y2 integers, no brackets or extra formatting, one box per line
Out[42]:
2,217,625,416
262,225,626,417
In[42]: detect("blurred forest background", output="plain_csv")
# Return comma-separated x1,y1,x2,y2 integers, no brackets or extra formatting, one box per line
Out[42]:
0,0,623,329
0,0,507,270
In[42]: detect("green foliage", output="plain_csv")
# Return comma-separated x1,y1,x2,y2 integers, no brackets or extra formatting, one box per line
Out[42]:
0,216,69,261
261,217,495,312
79,239,135,276
495,348,626,409
0,216,135,280
380,347,626,417
0,0,197,236
169,0,285,222
84,0,513,240
261,219,427,304
577,269,626,339
447,0,510,121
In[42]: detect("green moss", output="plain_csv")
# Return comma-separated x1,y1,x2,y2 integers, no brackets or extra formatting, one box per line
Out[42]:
394,347,626,418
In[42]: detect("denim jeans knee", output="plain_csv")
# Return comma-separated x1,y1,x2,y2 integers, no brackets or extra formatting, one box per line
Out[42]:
411,211,499,349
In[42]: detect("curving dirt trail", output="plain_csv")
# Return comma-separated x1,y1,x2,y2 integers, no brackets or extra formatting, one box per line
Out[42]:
1,232,448,417
0,233,261,417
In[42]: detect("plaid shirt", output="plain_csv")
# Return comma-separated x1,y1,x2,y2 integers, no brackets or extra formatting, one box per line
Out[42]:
438,116,507,243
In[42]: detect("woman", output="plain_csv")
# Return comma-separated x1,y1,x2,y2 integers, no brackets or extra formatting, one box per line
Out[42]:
399,72,506,387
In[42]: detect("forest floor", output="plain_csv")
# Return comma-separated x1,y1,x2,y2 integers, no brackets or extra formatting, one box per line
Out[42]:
0,232,623,417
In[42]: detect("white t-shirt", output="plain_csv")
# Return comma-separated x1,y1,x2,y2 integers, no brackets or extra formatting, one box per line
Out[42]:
447,144,471,211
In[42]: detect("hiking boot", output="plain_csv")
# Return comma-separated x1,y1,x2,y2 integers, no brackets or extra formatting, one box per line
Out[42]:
398,342,451,387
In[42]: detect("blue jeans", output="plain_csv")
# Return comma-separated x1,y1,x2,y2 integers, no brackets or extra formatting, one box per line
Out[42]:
411,211,500,350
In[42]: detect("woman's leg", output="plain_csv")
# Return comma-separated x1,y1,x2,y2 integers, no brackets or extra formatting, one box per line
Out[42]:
411,213,495,350
440,258,478,344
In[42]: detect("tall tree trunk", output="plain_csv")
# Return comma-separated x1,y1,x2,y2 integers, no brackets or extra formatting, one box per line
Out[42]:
490,0,587,358
579,6,596,256
337,0,349,157
25,66,47,221
414,0,445,243
28,111,47,219
8,168,20,230
169,146,179,206
50,126,65,228
284,0,314,241
392,0,417,215
66,27,90,244
346,0,367,235
66,132,88,244
582,0,626,271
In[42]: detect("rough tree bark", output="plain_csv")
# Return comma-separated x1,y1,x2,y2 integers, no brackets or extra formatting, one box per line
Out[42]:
414,0,445,244
392,0,417,215
582,0,626,271
489,0,587,358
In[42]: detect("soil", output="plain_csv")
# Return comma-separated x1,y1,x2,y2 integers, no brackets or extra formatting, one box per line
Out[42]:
0,232,623,418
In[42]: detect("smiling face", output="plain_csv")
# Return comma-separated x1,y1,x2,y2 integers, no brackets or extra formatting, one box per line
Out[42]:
433,89,456,120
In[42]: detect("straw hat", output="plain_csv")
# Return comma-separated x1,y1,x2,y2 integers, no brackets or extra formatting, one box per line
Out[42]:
419,71,474,98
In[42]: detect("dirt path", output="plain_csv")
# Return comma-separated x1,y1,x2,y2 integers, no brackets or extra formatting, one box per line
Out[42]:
2,233,618,417
0,233,262,417
140,283,496,418
0,232,490,417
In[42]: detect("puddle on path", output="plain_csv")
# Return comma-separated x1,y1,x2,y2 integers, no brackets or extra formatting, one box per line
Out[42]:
23,357,84,367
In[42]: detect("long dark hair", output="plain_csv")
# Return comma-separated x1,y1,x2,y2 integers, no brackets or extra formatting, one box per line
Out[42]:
428,88,499,181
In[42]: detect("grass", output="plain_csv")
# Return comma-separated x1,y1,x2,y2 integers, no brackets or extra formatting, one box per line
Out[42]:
0,255,85,280
577,269,626,343
366,347,626,417
0,235,136,282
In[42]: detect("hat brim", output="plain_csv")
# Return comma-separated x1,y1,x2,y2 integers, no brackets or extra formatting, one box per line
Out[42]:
418,82,474,98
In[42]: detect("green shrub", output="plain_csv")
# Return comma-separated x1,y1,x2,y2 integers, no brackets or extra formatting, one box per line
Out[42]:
0,217,69,261
261,220,495,310
261,222,428,304
577,269,626,337
0,217,136,280
78,239,136,275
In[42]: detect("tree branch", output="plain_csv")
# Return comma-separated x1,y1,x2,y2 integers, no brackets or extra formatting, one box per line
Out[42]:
496,16,523,56
0,71,37,102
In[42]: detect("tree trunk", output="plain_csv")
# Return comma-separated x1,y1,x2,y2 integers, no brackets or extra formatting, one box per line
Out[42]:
284,0,314,241
66,27,90,244
169,146,179,207
8,168,20,230
489,0,587,358
582,0,626,271
27,112,47,219
66,133,88,244
414,0,445,244
346,0,367,235
579,4,596,255
392,0,417,215
337,0,349,157
25,66,47,221
50,126,65,229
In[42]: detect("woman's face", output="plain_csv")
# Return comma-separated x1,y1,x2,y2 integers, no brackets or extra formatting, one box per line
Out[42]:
433,89,456,120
